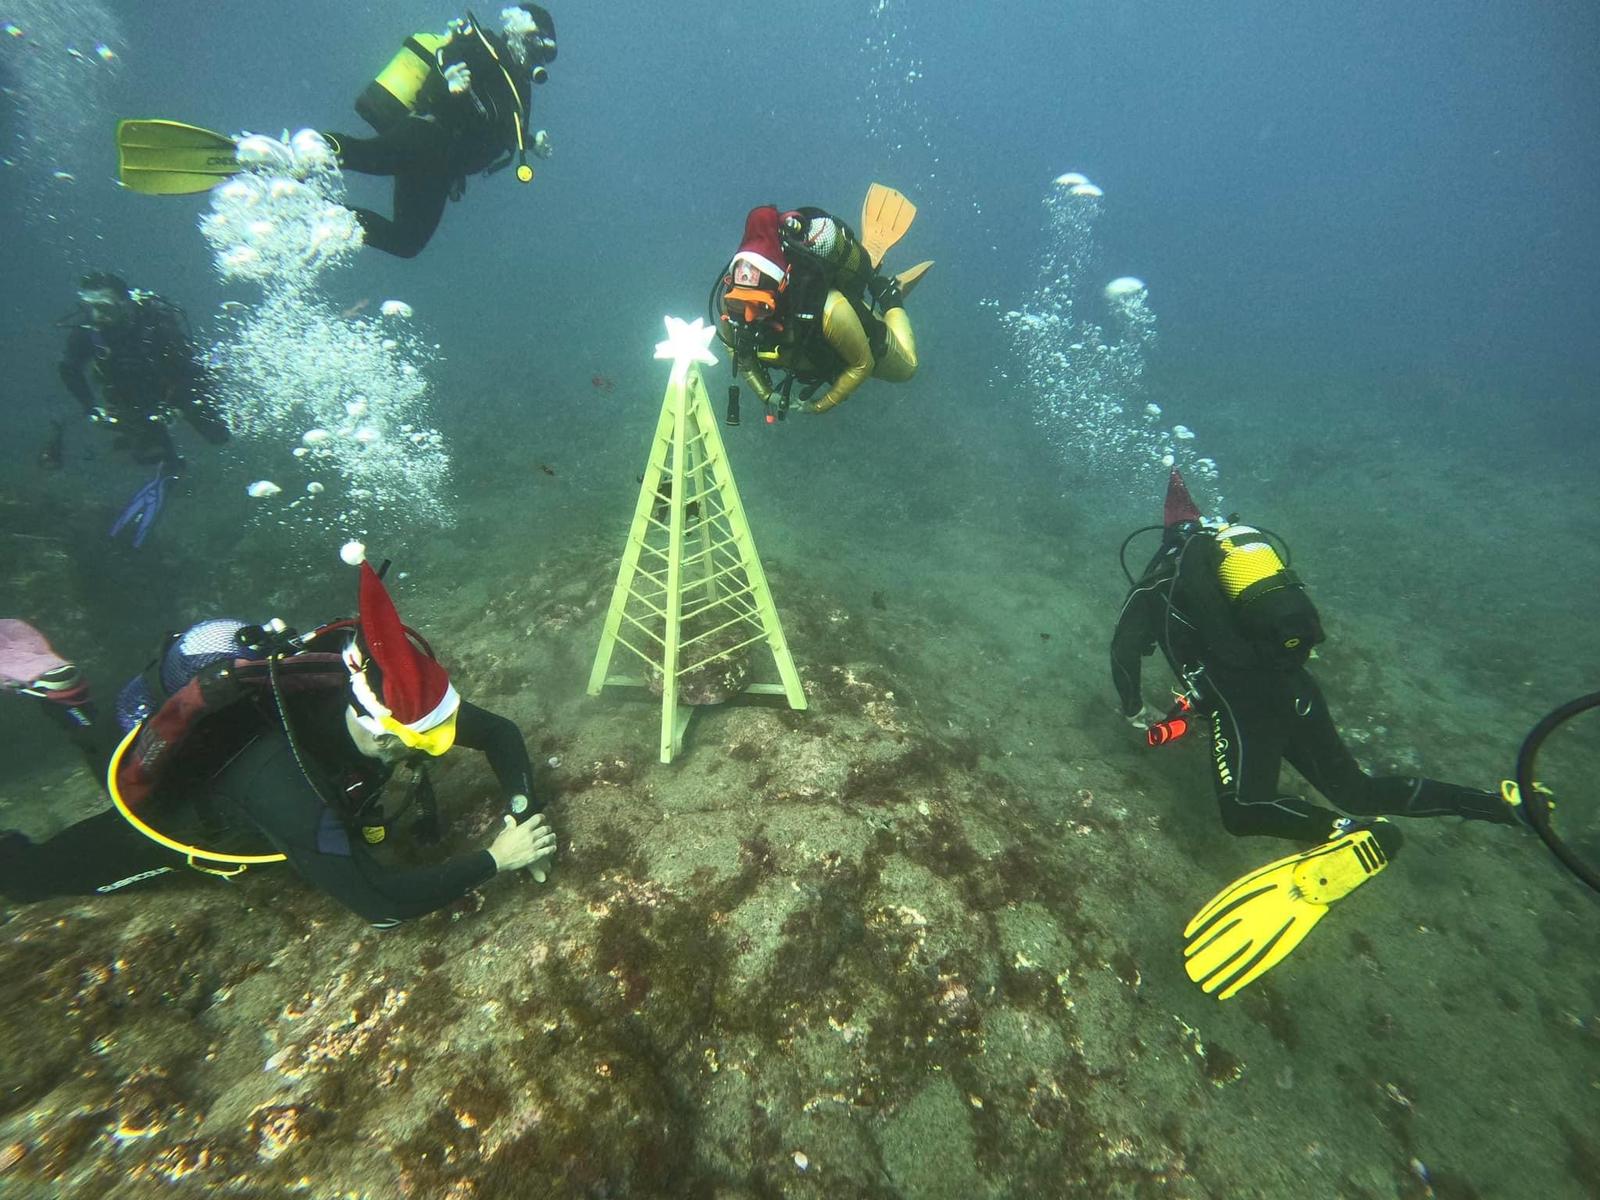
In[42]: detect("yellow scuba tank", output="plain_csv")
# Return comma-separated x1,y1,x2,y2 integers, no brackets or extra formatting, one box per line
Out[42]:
1215,524,1287,601
1213,524,1324,660
356,32,451,133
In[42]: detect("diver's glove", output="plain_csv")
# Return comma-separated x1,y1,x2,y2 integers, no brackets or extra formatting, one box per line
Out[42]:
444,62,473,95
487,811,556,880
1124,703,1164,732
867,273,904,312
532,129,552,159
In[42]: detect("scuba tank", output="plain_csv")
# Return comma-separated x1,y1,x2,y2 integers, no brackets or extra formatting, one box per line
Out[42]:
357,33,451,133
1211,523,1324,662
781,209,872,298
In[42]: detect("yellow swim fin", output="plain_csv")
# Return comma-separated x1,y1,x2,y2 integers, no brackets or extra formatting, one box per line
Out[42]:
1182,827,1390,1000
895,260,934,299
117,120,240,195
860,183,917,267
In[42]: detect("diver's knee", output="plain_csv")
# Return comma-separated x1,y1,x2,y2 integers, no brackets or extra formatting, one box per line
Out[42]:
386,236,426,259
881,309,918,381
899,346,919,379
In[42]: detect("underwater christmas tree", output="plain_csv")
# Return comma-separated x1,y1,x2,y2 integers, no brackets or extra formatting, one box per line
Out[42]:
587,316,805,762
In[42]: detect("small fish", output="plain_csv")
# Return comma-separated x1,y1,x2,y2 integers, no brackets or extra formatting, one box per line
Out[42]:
1040,632,1051,641
591,374,615,393
538,463,556,476
39,420,64,470
65,46,85,62
340,297,370,319
51,170,75,182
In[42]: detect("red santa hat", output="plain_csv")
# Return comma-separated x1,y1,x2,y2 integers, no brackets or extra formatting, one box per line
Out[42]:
343,560,459,754
1163,468,1203,528
730,205,789,286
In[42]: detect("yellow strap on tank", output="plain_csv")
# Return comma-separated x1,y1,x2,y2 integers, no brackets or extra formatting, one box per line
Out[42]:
107,724,287,870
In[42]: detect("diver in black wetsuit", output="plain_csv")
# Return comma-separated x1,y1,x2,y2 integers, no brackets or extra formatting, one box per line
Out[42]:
322,4,557,258
1110,470,1517,859
57,273,230,468
0,568,556,925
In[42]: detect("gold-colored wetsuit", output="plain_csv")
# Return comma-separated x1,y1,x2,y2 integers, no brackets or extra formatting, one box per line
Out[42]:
737,290,918,413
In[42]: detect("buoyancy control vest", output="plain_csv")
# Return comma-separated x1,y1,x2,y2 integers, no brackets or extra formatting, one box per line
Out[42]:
107,619,394,874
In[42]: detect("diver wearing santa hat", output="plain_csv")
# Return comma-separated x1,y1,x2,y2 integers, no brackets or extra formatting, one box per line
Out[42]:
1,559,556,924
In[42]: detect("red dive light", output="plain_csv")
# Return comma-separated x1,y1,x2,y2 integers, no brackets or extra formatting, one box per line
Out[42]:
1146,692,1195,747
1147,716,1190,747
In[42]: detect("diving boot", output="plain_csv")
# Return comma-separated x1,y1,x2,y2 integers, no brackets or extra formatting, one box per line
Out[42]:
1498,779,1553,832
19,662,88,705
234,133,297,173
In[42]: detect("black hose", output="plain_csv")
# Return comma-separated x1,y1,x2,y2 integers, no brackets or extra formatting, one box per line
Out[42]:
1515,691,1600,895
706,266,729,327
1251,523,1294,568
1118,525,1164,585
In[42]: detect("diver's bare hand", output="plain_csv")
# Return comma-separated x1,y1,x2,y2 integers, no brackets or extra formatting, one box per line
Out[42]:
488,812,556,877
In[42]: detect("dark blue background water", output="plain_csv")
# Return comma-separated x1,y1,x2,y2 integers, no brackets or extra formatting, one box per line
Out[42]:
3,0,1596,400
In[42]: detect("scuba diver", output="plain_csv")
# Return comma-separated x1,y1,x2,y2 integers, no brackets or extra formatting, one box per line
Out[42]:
711,185,934,420
0,558,556,925
57,273,231,548
115,5,558,259
1112,469,1525,1000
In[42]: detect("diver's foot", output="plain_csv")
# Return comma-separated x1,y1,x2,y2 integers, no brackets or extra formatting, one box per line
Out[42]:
1497,779,1552,832
234,132,296,173
288,128,336,171
1329,815,1405,858
21,663,89,706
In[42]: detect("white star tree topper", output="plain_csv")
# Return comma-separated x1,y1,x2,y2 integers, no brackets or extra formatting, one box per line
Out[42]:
654,315,719,377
